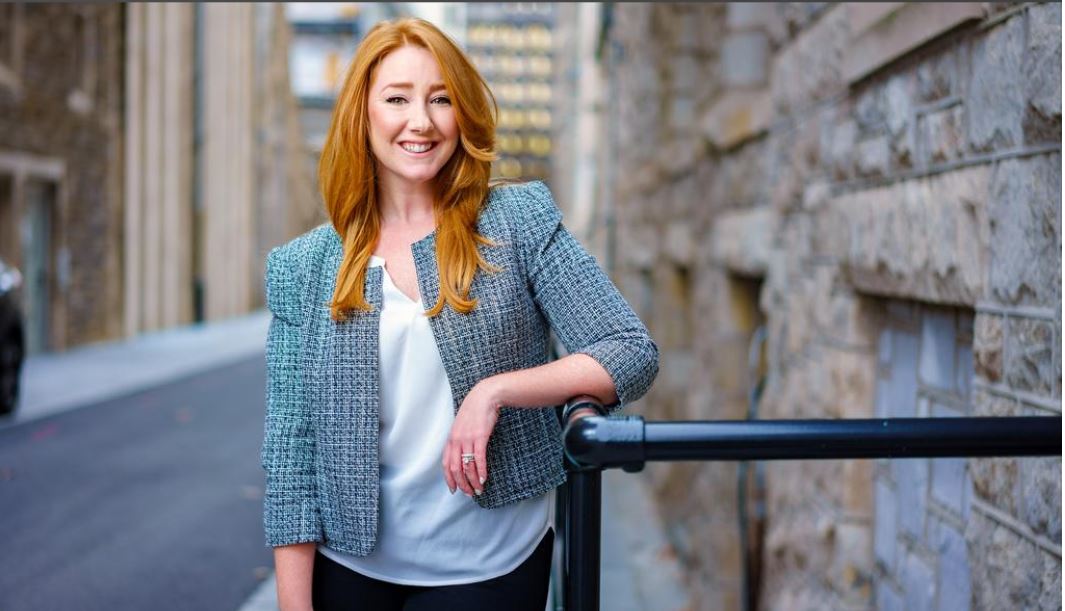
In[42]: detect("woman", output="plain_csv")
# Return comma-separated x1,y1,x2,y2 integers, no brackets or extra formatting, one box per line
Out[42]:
262,18,658,611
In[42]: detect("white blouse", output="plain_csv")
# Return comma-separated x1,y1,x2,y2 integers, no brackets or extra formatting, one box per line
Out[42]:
317,255,551,586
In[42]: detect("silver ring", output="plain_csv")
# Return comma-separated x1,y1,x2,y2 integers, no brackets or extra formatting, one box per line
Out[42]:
461,453,475,465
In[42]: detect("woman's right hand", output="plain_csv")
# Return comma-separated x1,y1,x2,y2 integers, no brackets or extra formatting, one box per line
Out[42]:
274,542,316,611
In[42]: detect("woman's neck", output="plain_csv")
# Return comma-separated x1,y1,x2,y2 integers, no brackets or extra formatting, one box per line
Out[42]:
376,175,436,225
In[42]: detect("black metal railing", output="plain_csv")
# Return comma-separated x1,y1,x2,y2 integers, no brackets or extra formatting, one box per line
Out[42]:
553,407,1062,611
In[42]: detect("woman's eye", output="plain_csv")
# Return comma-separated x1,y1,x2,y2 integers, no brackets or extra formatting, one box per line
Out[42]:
432,96,451,105
386,96,406,104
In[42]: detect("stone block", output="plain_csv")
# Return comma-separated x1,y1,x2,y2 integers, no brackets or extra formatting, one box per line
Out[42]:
617,224,658,270
987,155,1062,309
1038,547,1063,610
932,517,971,611
967,510,1046,610
1004,317,1057,398
843,2,984,84
700,89,773,150
669,54,700,94
715,140,769,207
668,96,696,132
830,521,873,600
1022,2,1061,144
1019,456,1062,542
655,136,700,179
973,313,1004,383
668,172,699,219
895,458,929,539
919,307,956,390
968,15,1025,151
920,103,965,166
722,31,769,88
846,3,905,49
661,221,694,266
915,48,958,103
855,135,891,177
709,206,775,276
971,389,1020,421
843,459,874,518
969,390,1021,512
930,403,971,518
812,281,879,353
770,4,847,117
827,117,857,181
901,549,936,611
821,347,877,419
838,165,991,305
970,456,1020,515
884,74,915,168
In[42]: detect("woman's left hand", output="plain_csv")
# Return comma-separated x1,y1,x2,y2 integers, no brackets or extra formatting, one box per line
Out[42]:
443,379,501,497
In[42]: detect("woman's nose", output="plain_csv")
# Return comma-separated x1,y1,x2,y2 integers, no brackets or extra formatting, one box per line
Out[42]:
409,103,433,132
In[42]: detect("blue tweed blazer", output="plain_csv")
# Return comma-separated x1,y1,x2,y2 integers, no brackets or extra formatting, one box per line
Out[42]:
261,180,658,555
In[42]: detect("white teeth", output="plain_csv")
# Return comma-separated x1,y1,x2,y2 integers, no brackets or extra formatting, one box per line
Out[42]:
401,142,432,153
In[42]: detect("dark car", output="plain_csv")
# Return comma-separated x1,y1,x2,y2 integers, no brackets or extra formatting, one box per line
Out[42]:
0,258,24,416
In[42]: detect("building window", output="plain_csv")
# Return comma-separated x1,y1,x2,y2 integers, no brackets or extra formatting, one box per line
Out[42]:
873,300,974,609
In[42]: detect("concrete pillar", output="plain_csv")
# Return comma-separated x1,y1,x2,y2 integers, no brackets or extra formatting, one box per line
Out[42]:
124,2,194,336
201,3,255,321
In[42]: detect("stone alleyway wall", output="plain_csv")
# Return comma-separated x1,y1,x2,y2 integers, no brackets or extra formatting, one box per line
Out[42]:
589,3,1061,609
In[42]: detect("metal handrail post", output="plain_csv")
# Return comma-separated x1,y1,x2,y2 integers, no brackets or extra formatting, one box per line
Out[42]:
563,465,601,611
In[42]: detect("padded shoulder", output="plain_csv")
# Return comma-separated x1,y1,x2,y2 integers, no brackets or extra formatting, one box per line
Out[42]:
486,180,562,226
264,223,335,324
483,180,563,262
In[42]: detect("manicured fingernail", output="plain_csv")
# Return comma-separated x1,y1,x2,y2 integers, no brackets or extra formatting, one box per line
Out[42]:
449,486,455,494
475,488,483,496
479,477,486,485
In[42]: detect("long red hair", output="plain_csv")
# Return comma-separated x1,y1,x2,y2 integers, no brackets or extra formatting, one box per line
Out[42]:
319,18,499,320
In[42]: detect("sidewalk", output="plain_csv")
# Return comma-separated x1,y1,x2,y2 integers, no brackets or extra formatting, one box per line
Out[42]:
2,310,691,610
2,310,272,428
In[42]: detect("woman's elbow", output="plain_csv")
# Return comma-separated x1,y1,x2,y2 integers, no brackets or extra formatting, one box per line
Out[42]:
638,335,660,394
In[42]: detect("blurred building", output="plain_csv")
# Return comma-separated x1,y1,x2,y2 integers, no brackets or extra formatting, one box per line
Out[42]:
0,3,317,352
554,3,1061,609
549,4,607,263
466,3,555,182
287,1,368,157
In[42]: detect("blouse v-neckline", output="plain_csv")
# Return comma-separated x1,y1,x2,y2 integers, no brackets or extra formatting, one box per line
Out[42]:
370,255,423,306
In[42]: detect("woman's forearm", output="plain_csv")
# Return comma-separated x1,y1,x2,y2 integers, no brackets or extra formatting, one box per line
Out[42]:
484,353,619,410
274,542,316,611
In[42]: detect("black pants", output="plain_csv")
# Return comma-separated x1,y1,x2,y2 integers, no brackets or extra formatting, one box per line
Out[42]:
312,528,554,611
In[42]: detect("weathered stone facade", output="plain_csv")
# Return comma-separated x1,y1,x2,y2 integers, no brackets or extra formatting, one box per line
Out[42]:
0,3,317,352
0,4,125,351
576,3,1061,609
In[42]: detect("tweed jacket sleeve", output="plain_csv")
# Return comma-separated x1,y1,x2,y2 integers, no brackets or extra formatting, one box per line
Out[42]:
261,240,322,547
511,181,659,412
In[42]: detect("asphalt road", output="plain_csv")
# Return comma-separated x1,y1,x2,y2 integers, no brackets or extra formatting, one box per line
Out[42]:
0,356,273,611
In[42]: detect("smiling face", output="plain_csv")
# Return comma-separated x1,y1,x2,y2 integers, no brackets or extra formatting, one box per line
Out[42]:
366,45,460,191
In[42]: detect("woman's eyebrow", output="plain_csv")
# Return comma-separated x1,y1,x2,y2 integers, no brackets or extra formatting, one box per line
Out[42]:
381,82,448,92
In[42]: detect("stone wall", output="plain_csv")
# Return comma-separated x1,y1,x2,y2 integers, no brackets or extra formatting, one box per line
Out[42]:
588,3,1061,609
0,4,126,350
1,4,317,350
